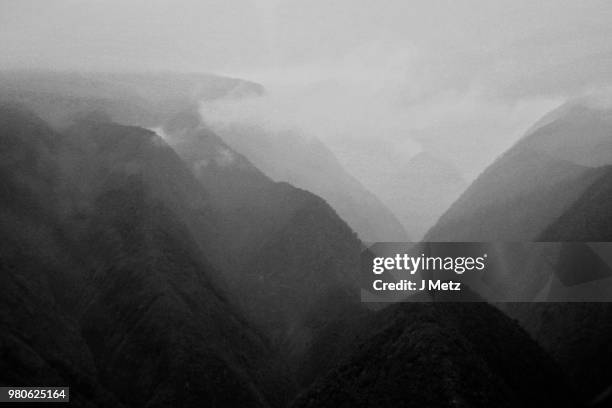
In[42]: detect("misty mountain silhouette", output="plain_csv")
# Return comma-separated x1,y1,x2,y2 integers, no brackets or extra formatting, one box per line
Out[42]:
520,102,612,167
210,121,409,243
0,72,587,407
0,70,263,129
425,98,612,401
157,110,364,363
0,103,125,407
540,166,612,241
0,103,291,407
426,101,612,242
0,73,369,404
1,70,406,239
0,95,367,406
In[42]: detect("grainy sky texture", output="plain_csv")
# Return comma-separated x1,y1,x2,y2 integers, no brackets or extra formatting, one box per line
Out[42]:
2,0,611,177
2,0,611,88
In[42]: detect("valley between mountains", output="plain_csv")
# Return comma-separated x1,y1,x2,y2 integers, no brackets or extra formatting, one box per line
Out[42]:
1,71,611,407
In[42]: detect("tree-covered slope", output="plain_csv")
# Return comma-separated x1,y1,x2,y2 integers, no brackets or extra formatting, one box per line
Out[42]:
0,104,290,407
292,302,575,408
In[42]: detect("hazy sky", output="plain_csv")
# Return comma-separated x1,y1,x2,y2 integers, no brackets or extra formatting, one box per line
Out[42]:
2,0,612,178
2,0,610,83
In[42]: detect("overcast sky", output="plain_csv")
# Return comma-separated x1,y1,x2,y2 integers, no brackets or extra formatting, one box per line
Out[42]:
2,0,612,178
2,0,611,85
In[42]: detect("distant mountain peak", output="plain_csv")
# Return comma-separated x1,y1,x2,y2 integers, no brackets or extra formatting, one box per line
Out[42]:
520,98,612,168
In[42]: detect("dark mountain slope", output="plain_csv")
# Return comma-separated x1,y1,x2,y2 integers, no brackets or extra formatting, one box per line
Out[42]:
426,148,605,241
504,301,612,404
208,122,409,243
426,101,612,242
159,112,364,366
540,166,612,241
292,301,575,408
2,77,368,400
292,290,373,388
1,76,591,408
0,104,124,407
519,103,612,167
0,71,407,247
60,118,294,407
512,168,612,401
424,99,612,402
0,105,290,407
75,176,278,408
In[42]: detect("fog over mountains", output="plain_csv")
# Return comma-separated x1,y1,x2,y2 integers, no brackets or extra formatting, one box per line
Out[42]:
426,96,612,402
3,1,611,237
1,68,611,407
426,98,612,242
2,1,612,407
198,112,409,243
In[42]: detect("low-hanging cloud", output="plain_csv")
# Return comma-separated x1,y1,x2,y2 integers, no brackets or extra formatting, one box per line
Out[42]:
200,38,565,184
